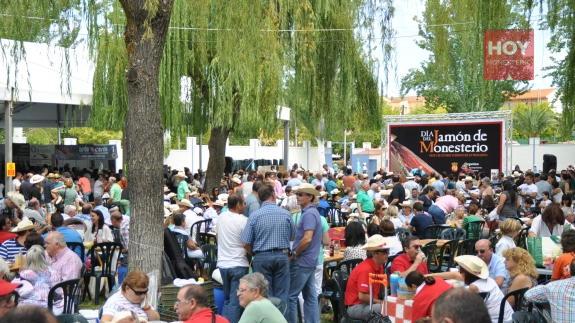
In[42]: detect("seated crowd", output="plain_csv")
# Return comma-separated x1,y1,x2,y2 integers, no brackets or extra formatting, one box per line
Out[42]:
0,164,573,323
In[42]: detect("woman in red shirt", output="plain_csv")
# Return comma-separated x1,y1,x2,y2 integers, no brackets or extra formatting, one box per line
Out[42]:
405,271,452,321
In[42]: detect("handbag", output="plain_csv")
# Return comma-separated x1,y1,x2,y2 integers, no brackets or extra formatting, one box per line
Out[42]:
367,311,391,323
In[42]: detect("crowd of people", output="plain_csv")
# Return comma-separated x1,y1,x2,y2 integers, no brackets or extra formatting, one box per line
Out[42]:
0,163,573,322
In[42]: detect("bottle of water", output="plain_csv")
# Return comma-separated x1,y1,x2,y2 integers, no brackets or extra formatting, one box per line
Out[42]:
390,272,400,297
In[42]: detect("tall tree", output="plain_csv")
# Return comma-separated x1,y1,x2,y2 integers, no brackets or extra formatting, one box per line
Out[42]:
512,102,556,139
285,1,393,169
2,0,175,275
543,0,575,140
401,0,529,112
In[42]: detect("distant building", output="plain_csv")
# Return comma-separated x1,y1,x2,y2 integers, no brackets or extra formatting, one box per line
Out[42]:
386,96,426,115
504,88,561,113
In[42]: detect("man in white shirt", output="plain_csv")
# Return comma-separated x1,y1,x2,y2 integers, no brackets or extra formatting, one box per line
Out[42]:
216,194,248,323
518,173,538,205
178,199,204,235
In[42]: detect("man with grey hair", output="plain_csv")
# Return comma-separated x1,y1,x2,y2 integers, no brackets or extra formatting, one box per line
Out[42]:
237,273,287,323
45,231,82,282
357,180,375,215
62,205,78,221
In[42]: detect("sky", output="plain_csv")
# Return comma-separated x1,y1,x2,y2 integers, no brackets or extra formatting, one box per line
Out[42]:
377,0,556,98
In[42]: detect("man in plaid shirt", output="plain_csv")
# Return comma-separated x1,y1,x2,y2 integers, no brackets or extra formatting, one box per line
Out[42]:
525,259,575,323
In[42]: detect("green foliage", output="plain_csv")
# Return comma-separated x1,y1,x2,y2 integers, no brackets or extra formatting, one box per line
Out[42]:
401,0,529,112
543,0,575,140
66,127,122,144
511,102,557,139
25,128,58,145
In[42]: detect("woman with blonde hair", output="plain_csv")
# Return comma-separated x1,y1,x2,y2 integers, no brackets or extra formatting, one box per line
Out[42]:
496,219,522,256
502,247,538,306
385,205,403,229
13,245,58,309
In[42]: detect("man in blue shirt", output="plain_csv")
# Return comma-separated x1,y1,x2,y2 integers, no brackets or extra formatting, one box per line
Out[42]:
475,239,510,290
409,202,434,238
241,183,294,308
288,184,323,323
43,212,83,257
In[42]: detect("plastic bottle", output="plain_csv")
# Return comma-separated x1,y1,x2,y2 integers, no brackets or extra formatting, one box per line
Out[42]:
390,272,400,297
329,241,335,257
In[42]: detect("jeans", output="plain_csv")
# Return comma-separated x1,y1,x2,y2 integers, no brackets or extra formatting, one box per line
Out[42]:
288,262,319,323
252,251,290,307
221,266,249,323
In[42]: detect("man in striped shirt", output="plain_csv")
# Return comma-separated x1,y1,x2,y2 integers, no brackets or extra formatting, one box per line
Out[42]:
0,219,33,262
45,231,83,282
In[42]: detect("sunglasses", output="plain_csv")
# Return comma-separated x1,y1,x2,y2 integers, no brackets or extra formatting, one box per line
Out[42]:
374,249,390,255
129,286,148,296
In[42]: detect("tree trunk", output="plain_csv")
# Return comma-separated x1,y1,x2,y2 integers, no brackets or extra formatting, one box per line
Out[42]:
204,126,230,194
119,0,174,276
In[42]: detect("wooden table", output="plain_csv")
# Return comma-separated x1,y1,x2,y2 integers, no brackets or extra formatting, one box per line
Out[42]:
325,251,344,263
419,239,449,248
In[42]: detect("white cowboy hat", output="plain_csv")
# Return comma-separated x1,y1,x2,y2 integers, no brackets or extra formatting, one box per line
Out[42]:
175,171,187,179
11,219,34,233
400,201,413,208
217,193,229,204
362,234,394,251
213,200,226,207
295,183,320,197
455,255,489,279
30,174,45,184
319,191,328,198
178,199,193,208
163,186,171,193
6,192,25,210
330,188,340,195
231,177,242,185
193,207,204,215
166,192,177,199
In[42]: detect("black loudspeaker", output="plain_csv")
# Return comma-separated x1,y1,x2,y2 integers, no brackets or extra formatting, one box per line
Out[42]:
543,154,557,174
224,157,233,174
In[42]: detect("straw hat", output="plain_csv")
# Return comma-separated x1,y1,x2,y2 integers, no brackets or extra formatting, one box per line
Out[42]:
175,171,187,179
193,207,204,215
362,234,394,251
178,199,193,208
330,188,340,195
400,201,413,208
6,192,25,210
166,192,176,199
163,186,171,193
213,200,226,207
319,191,327,198
295,183,320,197
30,174,45,184
231,177,242,185
217,193,229,204
163,207,173,218
11,219,34,233
454,255,489,279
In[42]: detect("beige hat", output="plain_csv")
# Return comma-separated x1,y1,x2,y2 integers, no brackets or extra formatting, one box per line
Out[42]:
362,234,393,251
455,255,489,279
400,201,413,208
213,200,226,207
6,192,25,210
166,192,177,199
217,193,229,203
464,176,474,182
11,219,34,233
178,199,193,208
231,177,242,185
330,188,340,195
30,174,45,184
163,186,170,193
319,191,328,198
175,171,187,179
296,183,320,197
163,207,173,218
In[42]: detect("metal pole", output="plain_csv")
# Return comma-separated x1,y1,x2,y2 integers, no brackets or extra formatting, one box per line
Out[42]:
283,120,289,169
4,88,14,193
343,130,347,168
198,132,203,173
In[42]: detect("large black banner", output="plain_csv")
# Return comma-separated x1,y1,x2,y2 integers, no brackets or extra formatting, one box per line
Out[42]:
54,144,118,160
388,121,503,176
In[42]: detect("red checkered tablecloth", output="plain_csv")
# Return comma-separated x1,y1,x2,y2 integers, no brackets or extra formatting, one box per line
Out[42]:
385,296,414,323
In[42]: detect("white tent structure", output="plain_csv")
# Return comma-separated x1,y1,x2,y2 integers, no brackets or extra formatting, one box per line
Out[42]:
0,39,94,127
0,39,95,190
